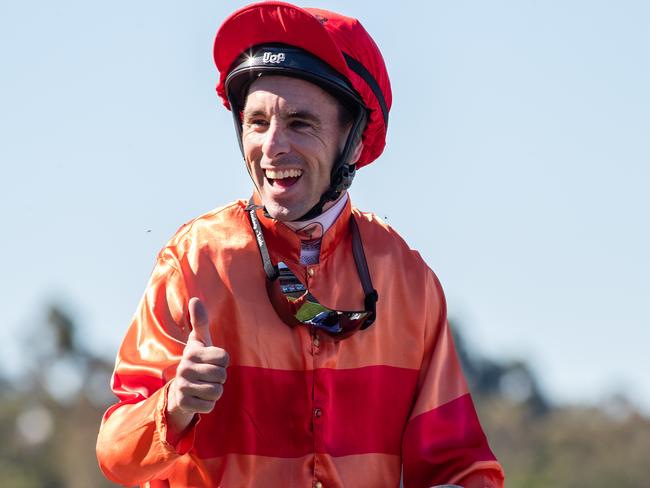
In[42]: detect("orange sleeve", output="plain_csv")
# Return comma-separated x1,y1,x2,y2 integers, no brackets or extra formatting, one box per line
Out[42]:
96,247,197,485
402,270,505,488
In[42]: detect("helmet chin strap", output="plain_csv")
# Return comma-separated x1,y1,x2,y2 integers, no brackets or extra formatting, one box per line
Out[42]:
293,106,367,222
294,162,355,221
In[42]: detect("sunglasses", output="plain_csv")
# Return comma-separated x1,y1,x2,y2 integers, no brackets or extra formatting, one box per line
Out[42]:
246,203,378,339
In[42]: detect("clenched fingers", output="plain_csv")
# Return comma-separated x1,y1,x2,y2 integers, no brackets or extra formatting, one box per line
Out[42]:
174,377,225,403
183,344,230,368
170,383,223,414
177,361,228,385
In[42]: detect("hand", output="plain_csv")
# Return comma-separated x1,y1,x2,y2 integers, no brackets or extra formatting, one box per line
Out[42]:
166,297,230,436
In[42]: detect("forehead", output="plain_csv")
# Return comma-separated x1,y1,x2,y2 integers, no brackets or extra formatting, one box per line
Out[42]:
244,75,341,115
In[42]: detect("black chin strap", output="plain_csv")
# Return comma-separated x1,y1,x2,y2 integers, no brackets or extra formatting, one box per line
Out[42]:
294,106,368,221
296,163,355,221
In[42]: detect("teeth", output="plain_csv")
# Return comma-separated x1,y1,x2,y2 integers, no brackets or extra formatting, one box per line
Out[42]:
265,168,303,179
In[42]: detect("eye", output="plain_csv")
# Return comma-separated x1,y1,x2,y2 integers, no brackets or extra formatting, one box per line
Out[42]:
246,118,268,129
289,119,312,130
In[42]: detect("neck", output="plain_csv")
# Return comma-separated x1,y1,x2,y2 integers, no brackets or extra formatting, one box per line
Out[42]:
284,192,348,237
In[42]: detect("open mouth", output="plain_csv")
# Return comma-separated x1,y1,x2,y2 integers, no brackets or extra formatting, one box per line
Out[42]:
265,168,303,188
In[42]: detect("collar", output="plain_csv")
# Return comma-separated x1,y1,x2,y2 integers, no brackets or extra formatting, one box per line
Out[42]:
246,191,353,266
283,192,349,238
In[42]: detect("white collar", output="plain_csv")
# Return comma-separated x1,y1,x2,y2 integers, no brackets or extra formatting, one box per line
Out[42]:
284,192,349,237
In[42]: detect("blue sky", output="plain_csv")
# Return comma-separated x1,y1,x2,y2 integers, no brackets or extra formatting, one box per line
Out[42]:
1,0,649,412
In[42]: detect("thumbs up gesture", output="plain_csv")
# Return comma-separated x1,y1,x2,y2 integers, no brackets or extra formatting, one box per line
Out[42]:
166,297,230,434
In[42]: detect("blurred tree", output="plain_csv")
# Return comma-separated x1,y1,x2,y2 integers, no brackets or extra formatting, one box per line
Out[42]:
451,321,549,415
48,306,75,356
450,318,650,487
0,303,118,487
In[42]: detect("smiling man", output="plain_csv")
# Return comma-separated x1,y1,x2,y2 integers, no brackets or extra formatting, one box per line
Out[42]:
96,2,504,487
241,75,360,222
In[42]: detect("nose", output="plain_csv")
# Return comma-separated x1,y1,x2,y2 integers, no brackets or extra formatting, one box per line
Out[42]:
261,119,290,159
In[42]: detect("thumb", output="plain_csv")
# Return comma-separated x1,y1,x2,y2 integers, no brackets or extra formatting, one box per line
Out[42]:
187,297,213,347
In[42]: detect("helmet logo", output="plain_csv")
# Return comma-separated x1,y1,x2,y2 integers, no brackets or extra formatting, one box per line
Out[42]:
262,52,286,64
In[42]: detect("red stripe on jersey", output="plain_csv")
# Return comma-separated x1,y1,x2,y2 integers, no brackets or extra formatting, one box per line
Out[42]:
402,393,497,488
194,365,419,458
315,366,418,456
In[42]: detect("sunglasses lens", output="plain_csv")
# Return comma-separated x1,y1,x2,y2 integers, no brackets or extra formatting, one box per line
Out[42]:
309,310,343,334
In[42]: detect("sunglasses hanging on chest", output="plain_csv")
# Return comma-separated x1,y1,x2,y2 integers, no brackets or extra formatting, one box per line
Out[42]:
246,202,378,339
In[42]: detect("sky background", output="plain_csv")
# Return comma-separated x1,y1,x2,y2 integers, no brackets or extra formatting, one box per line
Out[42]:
1,0,649,413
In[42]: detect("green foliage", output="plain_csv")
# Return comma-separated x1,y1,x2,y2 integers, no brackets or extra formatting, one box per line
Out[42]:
476,396,650,487
451,319,650,486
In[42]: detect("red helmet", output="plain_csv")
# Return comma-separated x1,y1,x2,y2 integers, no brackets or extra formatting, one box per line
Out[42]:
213,1,392,170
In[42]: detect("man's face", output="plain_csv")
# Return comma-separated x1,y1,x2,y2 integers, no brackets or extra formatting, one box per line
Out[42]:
241,75,350,221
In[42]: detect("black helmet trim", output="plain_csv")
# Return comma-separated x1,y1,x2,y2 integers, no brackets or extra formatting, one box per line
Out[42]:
226,45,365,115
224,44,369,221
342,52,388,126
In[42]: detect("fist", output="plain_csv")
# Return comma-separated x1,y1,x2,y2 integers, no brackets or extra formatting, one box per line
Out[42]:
166,297,229,432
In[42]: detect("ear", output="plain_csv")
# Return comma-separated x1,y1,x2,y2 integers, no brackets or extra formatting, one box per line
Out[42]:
349,142,364,165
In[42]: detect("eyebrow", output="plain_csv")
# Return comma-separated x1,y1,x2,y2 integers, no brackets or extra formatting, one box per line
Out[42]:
242,108,267,120
242,106,322,124
284,109,321,124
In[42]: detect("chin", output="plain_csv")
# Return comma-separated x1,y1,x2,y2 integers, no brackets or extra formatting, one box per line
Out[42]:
263,201,301,222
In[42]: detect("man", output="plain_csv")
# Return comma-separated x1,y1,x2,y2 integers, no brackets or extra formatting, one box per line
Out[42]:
96,2,505,487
